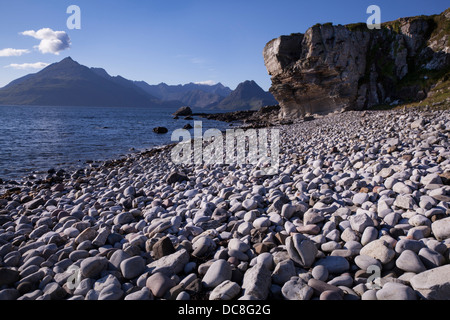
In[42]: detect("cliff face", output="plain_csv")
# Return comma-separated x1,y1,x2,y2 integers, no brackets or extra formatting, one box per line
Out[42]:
264,9,450,119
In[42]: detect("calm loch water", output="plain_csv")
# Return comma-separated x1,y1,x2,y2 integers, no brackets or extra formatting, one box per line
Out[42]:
0,105,229,181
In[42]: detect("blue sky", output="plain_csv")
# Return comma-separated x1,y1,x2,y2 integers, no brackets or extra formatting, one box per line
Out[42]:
0,0,448,91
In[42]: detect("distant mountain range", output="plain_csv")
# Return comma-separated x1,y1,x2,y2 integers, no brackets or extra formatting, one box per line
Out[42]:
0,57,277,111
215,80,278,111
0,57,170,108
134,81,232,108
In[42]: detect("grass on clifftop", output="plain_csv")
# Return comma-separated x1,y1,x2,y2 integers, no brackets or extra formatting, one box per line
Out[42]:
369,77,450,111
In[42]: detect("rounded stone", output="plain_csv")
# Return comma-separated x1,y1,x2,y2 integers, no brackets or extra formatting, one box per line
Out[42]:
202,259,232,289
209,280,241,300
307,278,342,296
352,193,369,206
340,228,360,242
74,227,97,244
286,234,318,268
354,254,382,271
253,217,271,229
256,252,274,270
113,212,134,225
0,268,20,286
361,289,378,300
192,237,216,258
431,217,450,241
152,236,175,259
320,290,343,300
69,250,90,262
281,278,313,300
124,287,153,300
395,239,426,254
360,227,378,246
272,259,297,285
376,282,417,300
98,284,123,300
327,274,353,287
146,272,175,298
396,250,427,273
360,240,395,265
314,256,349,274
80,256,108,279
241,263,272,300
410,265,450,300
120,256,146,280
42,282,66,300
418,248,445,269
409,214,432,228
297,224,321,235
311,265,329,282
237,222,253,236
242,199,258,211
349,213,374,233
64,227,80,238
0,288,20,300
228,239,250,252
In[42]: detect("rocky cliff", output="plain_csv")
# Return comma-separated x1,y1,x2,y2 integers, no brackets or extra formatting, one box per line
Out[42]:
264,9,450,119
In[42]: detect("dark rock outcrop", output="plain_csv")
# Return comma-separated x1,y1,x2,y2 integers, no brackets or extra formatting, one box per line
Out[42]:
197,105,281,128
153,127,169,134
263,9,450,119
173,106,193,117
166,171,189,184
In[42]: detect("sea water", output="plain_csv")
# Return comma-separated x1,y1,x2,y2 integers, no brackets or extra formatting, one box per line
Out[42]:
0,105,231,181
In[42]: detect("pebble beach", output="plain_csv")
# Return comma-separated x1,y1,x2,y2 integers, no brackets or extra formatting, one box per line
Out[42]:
0,107,449,301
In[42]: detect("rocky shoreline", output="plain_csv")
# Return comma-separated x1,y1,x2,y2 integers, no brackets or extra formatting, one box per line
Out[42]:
194,105,283,129
0,107,449,300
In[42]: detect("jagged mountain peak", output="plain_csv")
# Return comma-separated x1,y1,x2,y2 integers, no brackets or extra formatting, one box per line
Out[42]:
0,57,168,107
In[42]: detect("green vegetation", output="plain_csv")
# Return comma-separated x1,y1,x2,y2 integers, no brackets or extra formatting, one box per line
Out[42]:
358,8,449,107
384,20,402,34
369,77,450,111
345,22,369,32
410,75,450,109
397,63,450,91
381,9,449,42
343,8,449,39
428,9,450,50
311,22,333,29
424,78,450,109
313,9,449,112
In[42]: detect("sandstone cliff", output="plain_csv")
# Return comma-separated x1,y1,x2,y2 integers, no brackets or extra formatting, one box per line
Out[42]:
264,9,450,119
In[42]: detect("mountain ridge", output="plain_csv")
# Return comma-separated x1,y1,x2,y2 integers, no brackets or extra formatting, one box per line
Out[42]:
133,81,233,108
215,80,278,110
0,57,277,111
0,57,169,108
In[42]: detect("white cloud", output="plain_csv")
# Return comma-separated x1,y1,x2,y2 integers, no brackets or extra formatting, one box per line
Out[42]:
190,57,206,65
21,28,71,55
0,48,30,57
5,62,50,70
194,80,217,86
